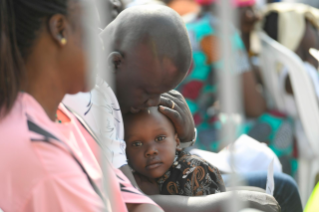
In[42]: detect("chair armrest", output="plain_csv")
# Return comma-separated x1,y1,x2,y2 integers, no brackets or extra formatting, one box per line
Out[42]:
235,190,281,212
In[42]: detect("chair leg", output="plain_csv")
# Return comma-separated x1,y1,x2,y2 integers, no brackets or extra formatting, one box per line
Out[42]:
298,159,311,207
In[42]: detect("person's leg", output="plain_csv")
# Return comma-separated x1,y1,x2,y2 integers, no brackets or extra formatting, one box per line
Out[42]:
222,172,303,212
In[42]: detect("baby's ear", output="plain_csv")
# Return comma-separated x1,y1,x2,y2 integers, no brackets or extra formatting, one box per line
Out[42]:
175,134,182,151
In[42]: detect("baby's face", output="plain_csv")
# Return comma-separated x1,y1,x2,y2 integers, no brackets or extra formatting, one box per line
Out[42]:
124,107,180,180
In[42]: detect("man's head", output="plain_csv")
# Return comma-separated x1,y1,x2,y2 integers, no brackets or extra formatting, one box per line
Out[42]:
100,5,192,114
124,106,181,180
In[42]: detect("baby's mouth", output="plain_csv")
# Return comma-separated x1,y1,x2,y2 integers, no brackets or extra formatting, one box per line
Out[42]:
146,161,163,170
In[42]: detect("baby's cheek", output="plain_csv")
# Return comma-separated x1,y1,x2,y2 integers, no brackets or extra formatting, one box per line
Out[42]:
164,149,177,166
127,149,143,169
126,148,135,161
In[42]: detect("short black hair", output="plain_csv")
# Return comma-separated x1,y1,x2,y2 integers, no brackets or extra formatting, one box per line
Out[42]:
104,5,192,75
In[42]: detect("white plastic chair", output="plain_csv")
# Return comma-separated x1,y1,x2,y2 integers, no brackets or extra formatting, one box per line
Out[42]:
258,31,319,206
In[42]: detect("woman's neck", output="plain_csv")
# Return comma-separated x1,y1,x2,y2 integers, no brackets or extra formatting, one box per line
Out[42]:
22,59,65,121
25,86,64,121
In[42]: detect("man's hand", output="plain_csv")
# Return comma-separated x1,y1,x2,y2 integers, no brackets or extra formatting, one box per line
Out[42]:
159,90,195,144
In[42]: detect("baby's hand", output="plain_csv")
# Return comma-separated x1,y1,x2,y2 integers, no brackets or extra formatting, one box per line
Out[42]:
133,173,160,195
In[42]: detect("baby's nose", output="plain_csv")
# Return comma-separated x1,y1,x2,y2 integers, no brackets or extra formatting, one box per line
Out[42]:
145,145,159,157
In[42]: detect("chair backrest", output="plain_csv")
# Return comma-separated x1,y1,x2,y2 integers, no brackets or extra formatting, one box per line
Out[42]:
259,31,319,157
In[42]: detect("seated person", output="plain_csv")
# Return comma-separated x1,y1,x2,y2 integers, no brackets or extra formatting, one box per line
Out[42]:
123,106,226,195
262,3,319,162
263,2,319,105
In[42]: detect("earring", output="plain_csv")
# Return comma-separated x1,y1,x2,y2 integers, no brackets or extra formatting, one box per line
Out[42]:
61,38,67,46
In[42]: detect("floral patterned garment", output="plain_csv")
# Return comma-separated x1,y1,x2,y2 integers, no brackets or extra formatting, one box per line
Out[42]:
157,151,226,196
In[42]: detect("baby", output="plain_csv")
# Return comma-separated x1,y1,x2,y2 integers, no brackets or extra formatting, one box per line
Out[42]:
124,106,225,196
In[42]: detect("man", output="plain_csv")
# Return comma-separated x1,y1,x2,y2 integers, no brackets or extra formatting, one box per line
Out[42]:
64,5,196,211
64,4,194,169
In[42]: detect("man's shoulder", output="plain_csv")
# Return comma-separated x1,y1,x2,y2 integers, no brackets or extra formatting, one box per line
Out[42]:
63,92,92,116
63,79,120,122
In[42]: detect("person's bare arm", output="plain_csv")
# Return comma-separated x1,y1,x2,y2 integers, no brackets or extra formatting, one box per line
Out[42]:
242,71,267,118
120,166,164,211
149,193,228,212
149,191,280,212
119,164,139,188
126,203,164,212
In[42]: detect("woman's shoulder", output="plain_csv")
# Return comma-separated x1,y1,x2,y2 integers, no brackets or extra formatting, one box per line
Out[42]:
0,96,58,210
0,93,92,190
0,93,31,143
0,95,103,210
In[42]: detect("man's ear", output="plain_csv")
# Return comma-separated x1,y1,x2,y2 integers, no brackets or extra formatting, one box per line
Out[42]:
48,14,69,47
175,134,182,151
107,51,123,71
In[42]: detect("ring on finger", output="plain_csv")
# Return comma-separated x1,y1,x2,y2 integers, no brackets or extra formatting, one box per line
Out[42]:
171,100,175,109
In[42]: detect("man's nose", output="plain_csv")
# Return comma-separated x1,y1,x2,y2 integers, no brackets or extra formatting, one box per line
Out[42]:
146,95,161,107
145,143,158,157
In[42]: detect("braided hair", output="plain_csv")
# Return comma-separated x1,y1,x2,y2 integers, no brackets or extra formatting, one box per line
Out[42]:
0,0,72,116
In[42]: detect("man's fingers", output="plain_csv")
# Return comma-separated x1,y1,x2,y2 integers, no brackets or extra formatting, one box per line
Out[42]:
159,96,171,106
158,105,182,127
159,96,177,110
166,89,182,97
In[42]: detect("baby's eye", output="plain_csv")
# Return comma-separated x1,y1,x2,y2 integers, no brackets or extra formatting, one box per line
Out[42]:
132,141,143,147
155,135,166,142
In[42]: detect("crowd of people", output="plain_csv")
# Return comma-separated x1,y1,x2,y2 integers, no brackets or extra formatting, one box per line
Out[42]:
1,0,319,211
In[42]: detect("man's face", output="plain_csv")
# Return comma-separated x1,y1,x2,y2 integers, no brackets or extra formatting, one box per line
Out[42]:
115,44,186,114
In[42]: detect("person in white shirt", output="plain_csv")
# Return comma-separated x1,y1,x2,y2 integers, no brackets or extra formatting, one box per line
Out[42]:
64,5,194,170
63,5,283,212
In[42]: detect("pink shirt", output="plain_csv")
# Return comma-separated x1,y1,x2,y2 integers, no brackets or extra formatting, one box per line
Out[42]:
0,93,157,212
